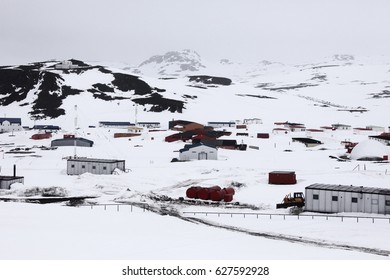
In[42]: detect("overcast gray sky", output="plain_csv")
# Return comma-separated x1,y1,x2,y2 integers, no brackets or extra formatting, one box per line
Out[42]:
1,0,390,65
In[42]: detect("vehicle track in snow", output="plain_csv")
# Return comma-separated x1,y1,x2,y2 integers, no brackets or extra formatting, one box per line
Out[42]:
184,216,390,257
131,201,390,257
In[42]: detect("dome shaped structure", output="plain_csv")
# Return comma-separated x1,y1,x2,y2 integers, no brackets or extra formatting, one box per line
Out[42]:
350,140,389,161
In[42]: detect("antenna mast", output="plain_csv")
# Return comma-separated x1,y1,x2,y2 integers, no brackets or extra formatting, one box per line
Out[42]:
74,104,78,158
135,104,138,125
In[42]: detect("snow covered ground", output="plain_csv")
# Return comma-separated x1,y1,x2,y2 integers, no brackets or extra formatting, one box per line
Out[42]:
1,56,390,261
0,123,389,260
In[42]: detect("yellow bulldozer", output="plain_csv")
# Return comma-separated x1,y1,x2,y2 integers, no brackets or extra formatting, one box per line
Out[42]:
276,192,305,209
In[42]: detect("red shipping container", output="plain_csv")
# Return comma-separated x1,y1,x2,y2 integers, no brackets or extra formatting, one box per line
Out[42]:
268,171,297,185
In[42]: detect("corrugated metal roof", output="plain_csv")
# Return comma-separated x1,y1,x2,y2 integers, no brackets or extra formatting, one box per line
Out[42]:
306,183,390,195
67,158,125,164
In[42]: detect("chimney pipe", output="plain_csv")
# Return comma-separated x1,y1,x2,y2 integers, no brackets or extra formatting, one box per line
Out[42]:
13,164,16,177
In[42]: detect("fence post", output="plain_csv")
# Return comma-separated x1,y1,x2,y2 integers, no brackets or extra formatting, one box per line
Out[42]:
372,218,374,223
104,205,106,211
357,217,359,223
341,216,343,222
117,205,119,212
283,215,285,220
131,205,133,212
244,214,246,218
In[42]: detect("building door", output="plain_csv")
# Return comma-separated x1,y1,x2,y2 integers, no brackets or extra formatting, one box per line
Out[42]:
198,152,208,160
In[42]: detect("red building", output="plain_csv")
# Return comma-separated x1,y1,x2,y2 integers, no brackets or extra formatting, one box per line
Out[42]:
268,171,297,185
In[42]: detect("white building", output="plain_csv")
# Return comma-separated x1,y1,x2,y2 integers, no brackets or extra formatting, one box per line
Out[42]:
128,126,143,133
0,118,22,133
207,121,236,128
243,118,262,125
137,122,161,129
179,143,218,161
366,125,385,132
54,60,80,70
305,183,390,214
331,123,351,130
67,158,125,175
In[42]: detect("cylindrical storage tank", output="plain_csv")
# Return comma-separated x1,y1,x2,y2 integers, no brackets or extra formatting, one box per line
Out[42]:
186,186,201,199
210,190,224,201
223,194,233,202
197,187,211,200
209,186,221,191
223,187,235,195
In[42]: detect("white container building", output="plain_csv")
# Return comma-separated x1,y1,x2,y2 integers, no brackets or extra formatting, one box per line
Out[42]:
305,183,390,214
67,158,125,175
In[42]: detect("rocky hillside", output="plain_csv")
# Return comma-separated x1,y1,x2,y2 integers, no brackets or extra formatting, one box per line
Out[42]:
1,52,390,129
0,59,188,119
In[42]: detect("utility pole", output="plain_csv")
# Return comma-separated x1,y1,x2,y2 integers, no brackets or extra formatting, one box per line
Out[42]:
74,104,78,158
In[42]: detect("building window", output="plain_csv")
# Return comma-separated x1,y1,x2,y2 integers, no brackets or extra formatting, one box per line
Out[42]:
351,197,358,203
332,196,338,202
71,164,75,168
313,194,319,200
92,166,96,169
103,166,107,170
372,199,378,205
386,200,390,206
81,165,85,169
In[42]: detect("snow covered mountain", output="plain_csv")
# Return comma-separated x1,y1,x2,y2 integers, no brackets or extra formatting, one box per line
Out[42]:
1,51,389,130
134,49,206,77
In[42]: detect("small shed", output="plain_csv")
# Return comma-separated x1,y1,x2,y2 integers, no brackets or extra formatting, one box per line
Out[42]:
67,157,126,175
257,133,270,139
305,183,390,214
268,171,297,185
179,143,217,161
